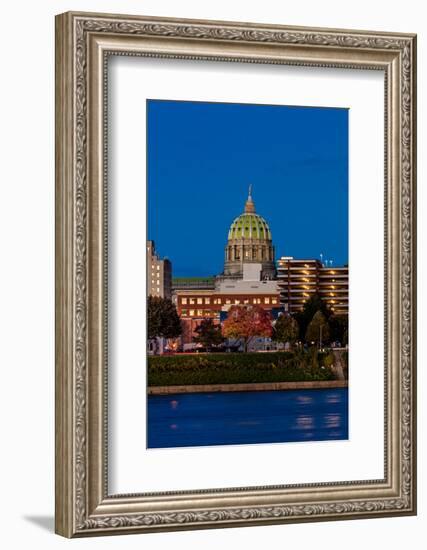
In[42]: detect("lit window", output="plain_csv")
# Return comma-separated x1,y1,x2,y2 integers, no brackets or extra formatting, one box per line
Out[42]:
189,298,195,305
197,298,203,305
157,266,160,270
244,299,249,304
181,298,187,305
235,299,240,304
197,309,203,316
181,309,188,316
151,279,154,284
272,298,277,304
264,297,270,304
205,298,210,304
226,299,231,304
189,310,195,316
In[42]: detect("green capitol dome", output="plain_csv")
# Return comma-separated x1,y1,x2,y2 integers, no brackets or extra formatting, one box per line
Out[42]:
228,213,272,241
224,186,276,279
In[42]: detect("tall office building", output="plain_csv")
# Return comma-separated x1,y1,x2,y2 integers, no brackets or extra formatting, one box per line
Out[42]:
147,241,172,299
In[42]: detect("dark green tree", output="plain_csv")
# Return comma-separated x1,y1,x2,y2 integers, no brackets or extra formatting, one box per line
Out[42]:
343,327,348,346
294,293,331,341
328,314,349,345
193,319,224,350
305,310,330,346
272,314,299,348
147,296,182,340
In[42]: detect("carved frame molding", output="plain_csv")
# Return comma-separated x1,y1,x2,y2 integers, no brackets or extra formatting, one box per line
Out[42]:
55,11,416,537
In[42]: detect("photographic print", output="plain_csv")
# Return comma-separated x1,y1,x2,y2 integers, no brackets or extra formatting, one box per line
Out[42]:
147,99,349,449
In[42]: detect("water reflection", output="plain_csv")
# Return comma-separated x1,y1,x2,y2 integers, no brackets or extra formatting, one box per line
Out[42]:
324,413,341,428
296,395,313,404
296,415,314,430
326,393,341,404
148,388,348,449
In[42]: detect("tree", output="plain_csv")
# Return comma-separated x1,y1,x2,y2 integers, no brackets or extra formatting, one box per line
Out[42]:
305,310,330,346
193,319,224,350
222,305,272,352
328,314,348,345
272,314,299,348
147,296,182,341
294,293,331,342
343,327,348,347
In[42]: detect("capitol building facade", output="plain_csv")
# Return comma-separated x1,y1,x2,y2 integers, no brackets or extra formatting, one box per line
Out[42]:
223,185,276,280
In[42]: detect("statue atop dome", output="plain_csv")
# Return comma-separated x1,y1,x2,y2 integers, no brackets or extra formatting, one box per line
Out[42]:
245,184,256,213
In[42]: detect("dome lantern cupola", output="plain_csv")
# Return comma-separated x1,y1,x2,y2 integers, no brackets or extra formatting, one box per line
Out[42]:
244,184,256,213
223,186,276,280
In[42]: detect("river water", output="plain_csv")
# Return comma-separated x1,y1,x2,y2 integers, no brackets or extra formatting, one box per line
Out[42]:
147,388,348,448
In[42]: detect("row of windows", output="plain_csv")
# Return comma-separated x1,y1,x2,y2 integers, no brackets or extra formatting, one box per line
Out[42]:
180,296,278,306
181,297,211,305
227,250,274,261
181,309,216,317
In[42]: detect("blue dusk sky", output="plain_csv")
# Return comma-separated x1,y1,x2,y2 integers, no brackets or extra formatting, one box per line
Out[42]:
147,100,348,278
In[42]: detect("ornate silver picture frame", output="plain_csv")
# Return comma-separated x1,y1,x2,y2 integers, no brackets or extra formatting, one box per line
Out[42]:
55,11,417,537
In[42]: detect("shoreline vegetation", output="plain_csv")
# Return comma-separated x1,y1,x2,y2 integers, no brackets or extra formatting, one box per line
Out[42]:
148,350,348,388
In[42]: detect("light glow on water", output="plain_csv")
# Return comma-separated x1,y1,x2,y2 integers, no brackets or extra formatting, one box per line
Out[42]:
148,388,348,449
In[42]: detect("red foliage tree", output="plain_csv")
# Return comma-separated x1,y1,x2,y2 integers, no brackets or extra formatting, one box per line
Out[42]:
222,305,272,352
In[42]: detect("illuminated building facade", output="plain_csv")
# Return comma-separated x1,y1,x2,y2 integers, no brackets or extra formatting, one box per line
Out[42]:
277,257,348,315
147,240,172,299
175,275,281,345
223,186,276,280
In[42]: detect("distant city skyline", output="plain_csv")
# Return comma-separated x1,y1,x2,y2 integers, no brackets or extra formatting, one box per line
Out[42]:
147,99,348,277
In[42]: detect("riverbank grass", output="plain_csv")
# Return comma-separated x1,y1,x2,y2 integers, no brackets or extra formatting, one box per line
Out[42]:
148,351,336,387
